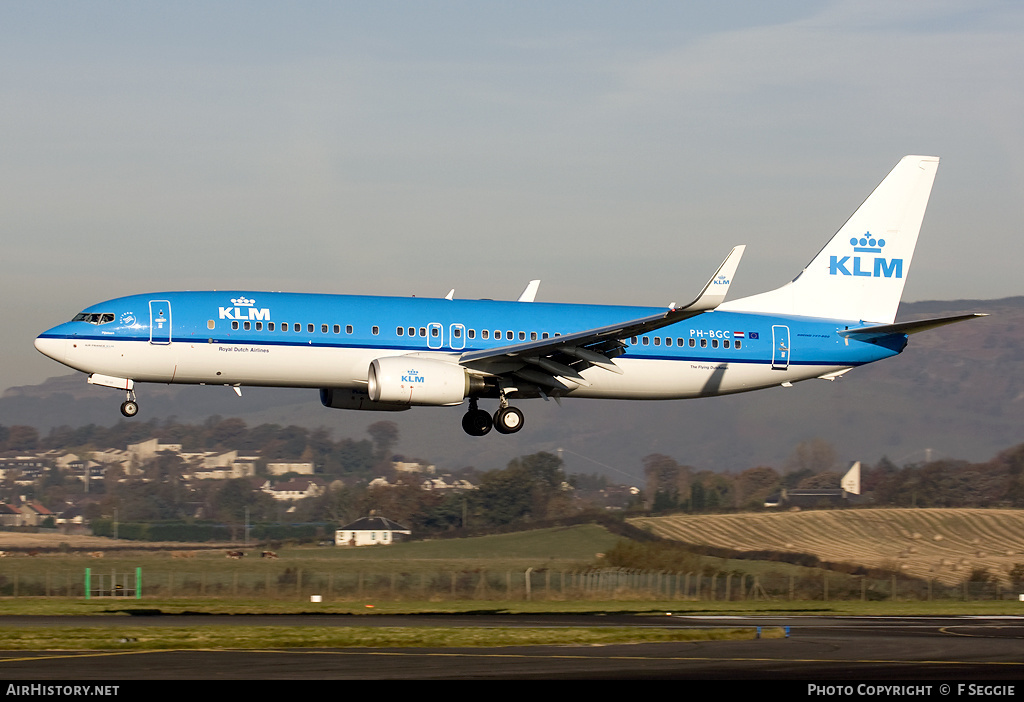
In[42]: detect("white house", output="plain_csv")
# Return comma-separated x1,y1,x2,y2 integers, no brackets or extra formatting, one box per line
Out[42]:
335,516,411,546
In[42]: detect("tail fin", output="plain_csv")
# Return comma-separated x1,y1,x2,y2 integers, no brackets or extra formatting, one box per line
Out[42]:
719,155,939,324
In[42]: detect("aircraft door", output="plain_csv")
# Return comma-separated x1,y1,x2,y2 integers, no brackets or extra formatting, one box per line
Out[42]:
427,322,443,350
449,323,466,350
772,325,790,370
149,300,172,345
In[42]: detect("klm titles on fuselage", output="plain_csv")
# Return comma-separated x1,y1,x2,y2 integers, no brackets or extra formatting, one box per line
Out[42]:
218,297,271,321
829,234,903,278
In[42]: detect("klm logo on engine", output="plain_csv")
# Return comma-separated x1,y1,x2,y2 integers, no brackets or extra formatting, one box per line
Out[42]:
402,369,426,384
219,296,271,321
829,233,902,279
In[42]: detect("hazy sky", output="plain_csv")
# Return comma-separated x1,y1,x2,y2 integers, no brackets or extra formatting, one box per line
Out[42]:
3,1,1023,394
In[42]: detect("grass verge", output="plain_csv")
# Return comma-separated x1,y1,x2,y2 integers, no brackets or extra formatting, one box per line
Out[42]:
0,597,1021,617
0,625,783,650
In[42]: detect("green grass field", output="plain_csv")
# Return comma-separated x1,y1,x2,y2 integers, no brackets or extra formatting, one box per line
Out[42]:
1,523,1022,649
2,523,1021,614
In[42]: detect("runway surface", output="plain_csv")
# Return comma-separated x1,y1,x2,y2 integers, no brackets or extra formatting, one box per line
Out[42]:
1,614,1022,680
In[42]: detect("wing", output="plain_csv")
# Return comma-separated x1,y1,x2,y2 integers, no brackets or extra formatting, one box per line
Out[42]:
458,246,745,391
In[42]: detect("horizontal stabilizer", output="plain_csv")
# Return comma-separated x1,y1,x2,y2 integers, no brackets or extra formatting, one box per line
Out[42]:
839,313,987,341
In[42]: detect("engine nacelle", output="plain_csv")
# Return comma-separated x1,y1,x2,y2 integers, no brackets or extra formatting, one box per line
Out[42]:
319,387,410,412
367,356,470,406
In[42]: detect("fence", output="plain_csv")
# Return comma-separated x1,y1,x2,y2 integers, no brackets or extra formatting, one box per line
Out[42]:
0,567,1020,601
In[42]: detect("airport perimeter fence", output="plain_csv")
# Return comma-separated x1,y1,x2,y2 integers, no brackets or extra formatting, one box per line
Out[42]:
0,567,1021,602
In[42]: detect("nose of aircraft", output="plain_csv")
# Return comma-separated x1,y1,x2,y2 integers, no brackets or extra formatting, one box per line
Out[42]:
34,331,67,364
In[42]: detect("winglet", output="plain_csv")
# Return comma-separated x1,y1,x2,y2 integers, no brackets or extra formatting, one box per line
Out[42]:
518,280,541,302
677,245,745,313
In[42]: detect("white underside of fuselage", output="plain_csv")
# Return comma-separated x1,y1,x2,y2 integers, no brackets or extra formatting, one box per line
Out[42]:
52,338,847,402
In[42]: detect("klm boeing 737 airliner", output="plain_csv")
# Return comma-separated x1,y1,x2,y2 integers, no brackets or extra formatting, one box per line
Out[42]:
35,156,984,436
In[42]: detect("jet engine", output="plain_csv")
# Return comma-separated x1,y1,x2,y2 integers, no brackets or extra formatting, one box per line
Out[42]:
367,357,473,405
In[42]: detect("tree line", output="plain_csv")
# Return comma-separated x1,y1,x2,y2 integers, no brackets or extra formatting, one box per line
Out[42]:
6,416,1024,537
644,439,1024,512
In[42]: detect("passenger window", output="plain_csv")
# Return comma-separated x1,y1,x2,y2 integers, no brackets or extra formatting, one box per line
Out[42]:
689,338,695,347
631,337,638,344
346,325,353,334
678,338,684,346
482,330,489,340
269,322,275,331
321,324,328,334
231,321,238,330
542,332,549,339
507,331,514,340
518,331,525,341
700,339,707,348
735,340,742,350
256,322,263,331
666,338,672,347
420,327,427,337
372,326,380,335
408,327,415,336
712,339,718,348
468,329,475,339
724,340,730,348
397,327,404,336
642,337,649,346
654,337,661,346
333,325,340,334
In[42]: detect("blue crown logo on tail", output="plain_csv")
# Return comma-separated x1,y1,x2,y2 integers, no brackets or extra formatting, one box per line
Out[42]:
830,232,902,279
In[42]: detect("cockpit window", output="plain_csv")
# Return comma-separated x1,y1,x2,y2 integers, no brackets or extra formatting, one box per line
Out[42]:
73,313,115,325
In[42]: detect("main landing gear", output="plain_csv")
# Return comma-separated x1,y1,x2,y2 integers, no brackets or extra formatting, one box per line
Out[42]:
462,398,525,436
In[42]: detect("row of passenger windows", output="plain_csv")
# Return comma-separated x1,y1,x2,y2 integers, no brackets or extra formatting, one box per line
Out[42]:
221,321,356,334
396,327,555,341
217,320,743,350
219,320,558,341
631,335,742,349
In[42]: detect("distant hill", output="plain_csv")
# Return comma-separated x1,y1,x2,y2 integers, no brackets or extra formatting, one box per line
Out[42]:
5,297,1021,478
629,508,1024,585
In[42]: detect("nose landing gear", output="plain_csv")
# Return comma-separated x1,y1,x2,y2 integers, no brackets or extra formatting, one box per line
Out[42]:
86,374,140,419
120,389,139,418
